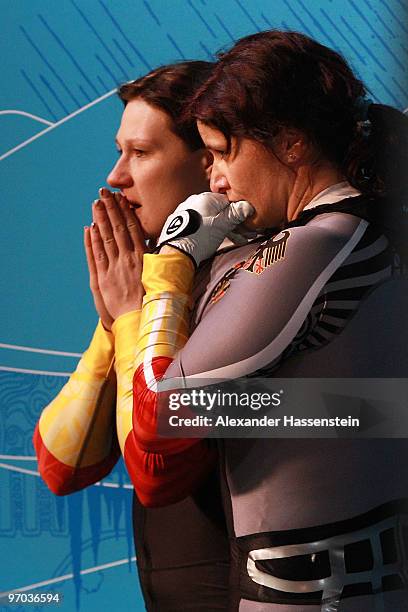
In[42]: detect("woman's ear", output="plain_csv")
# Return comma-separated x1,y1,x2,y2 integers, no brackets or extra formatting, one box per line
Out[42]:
277,128,308,165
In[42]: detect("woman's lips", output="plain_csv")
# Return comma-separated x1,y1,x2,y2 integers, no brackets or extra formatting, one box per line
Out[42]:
121,194,141,209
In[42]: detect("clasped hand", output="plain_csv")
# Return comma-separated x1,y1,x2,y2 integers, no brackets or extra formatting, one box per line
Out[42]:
84,190,255,330
84,188,147,330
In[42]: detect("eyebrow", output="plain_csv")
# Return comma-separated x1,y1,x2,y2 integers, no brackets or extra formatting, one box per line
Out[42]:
205,137,231,153
115,137,154,148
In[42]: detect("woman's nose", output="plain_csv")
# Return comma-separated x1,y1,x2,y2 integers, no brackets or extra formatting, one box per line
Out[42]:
210,167,230,194
107,157,132,189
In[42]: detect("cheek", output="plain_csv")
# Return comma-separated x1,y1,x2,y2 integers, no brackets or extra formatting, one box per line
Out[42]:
133,163,177,213
145,164,186,220
226,159,260,197
130,161,157,193
231,168,263,202
246,160,281,204
161,159,198,202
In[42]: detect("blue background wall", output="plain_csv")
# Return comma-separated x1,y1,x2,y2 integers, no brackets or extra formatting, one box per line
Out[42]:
1,0,407,609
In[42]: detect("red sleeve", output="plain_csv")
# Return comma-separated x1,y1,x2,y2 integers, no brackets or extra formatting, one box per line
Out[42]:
125,357,216,507
33,422,121,495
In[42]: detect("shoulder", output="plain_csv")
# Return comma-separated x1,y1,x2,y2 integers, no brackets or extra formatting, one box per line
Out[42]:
254,213,371,272
289,210,369,243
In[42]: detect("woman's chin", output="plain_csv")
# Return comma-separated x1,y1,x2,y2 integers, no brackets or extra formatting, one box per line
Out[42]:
243,216,264,232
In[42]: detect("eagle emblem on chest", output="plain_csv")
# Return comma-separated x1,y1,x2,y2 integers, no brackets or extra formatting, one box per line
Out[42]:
210,230,290,304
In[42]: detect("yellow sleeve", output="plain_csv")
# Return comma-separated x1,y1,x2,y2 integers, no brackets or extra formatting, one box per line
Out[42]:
111,253,194,459
110,255,190,472
115,252,217,508
112,310,141,454
135,252,195,369
35,320,118,477
113,251,194,466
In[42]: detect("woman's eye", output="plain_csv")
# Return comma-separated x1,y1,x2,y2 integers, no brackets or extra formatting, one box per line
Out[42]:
133,149,146,157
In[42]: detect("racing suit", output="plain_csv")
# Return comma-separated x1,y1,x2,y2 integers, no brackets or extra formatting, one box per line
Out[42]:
121,186,408,610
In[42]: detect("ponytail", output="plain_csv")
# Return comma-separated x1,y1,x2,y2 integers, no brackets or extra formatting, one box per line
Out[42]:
345,104,408,198
344,104,408,268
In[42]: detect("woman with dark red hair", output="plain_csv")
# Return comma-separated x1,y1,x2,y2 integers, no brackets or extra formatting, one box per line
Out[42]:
90,31,408,610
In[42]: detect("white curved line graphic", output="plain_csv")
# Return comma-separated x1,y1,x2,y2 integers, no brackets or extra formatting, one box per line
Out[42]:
0,556,137,597
0,88,117,162
0,455,37,460
94,481,133,490
0,110,54,126
0,462,133,489
0,342,82,357
0,462,40,476
0,365,71,377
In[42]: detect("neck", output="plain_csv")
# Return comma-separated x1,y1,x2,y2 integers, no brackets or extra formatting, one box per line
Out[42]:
286,162,345,222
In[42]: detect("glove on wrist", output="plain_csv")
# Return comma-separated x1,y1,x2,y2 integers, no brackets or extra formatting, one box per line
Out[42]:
157,192,254,266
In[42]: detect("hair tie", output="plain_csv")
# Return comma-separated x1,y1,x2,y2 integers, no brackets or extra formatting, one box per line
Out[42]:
354,96,373,138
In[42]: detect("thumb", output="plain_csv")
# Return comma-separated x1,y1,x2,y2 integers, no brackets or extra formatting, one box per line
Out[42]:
221,200,254,228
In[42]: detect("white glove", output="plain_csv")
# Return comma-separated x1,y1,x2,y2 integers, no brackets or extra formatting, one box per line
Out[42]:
157,192,255,266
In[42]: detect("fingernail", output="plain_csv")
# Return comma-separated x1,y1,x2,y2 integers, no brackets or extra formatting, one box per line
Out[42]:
91,222,97,230
93,199,103,209
99,187,109,197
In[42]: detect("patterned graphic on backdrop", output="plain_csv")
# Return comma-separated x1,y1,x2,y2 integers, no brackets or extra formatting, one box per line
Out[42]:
1,0,406,609
0,372,136,611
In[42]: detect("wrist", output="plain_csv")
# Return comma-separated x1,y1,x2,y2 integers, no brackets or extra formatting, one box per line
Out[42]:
100,319,113,333
142,252,195,296
112,301,143,321
112,310,142,373
112,309,141,336
159,245,182,255
81,320,115,376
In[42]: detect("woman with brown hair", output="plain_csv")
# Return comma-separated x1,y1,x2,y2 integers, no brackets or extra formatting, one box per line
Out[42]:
88,30,408,610
34,61,233,611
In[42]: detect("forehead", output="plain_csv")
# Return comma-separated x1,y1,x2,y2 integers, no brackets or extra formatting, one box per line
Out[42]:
116,97,175,144
197,122,228,147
